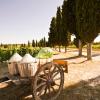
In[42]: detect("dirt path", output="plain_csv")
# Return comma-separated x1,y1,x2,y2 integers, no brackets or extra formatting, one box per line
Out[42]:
54,49,100,100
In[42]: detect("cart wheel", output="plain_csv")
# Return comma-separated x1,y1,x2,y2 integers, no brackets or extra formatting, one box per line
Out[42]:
32,62,64,100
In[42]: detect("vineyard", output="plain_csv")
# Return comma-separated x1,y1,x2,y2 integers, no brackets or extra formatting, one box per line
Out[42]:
0,45,40,62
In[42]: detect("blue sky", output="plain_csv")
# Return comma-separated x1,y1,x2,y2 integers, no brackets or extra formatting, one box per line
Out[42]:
0,0,63,44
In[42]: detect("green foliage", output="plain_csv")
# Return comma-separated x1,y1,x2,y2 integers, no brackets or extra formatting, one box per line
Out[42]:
28,41,31,47
73,38,86,48
76,0,99,43
18,47,27,56
0,49,12,62
96,0,100,33
35,40,38,47
56,7,62,46
38,37,47,47
32,48,40,57
61,0,72,46
0,46,40,62
62,0,76,34
48,5,71,48
48,17,56,47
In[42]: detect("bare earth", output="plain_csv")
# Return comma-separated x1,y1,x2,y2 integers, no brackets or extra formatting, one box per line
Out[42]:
0,49,100,100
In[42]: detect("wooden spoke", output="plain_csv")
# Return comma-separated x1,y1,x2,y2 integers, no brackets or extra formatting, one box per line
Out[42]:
53,77,61,81
53,70,60,78
36,82,46,90
51,86,56,93
44,86,48,94
48,86,51,94
38,76,46,81
38,85,46,96
51,66,57,74
55,83,60,87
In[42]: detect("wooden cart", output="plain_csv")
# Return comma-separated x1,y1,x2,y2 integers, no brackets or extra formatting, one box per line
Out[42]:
7,58,68,100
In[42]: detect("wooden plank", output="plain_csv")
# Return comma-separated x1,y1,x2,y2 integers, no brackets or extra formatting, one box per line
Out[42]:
53,59,68,73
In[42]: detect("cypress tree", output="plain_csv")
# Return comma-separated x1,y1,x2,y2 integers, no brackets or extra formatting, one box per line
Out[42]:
63,0,76,33
56,7,62,52
48,17,56,47
96,0,100,33
62,0,72,52
76,0,99,60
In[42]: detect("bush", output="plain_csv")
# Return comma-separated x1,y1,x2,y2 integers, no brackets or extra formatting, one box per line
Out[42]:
0,47,40,62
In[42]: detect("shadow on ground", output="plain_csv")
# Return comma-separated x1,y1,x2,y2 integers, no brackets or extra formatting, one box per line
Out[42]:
58,75,100,100
24,75,100,100
55,55,88,64
0,75,100,100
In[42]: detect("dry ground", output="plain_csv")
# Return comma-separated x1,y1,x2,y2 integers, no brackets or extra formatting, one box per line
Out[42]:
0,49,100,100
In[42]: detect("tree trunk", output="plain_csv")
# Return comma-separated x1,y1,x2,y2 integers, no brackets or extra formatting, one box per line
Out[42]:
87,43,92,60
65,46,67,52
78,39,82,56
59,46,61,52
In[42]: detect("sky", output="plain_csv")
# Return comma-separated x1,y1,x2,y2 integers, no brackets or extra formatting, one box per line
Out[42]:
0,0,63,44
0,0,99,44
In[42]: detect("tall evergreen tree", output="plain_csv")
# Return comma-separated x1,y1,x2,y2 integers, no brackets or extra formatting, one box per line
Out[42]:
48,17,56,47
63,0,76,33
96,0,100,33
62,0,72,52
56,7,62,52
76,0,99,60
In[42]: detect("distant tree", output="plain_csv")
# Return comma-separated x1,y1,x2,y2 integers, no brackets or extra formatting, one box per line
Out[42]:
38,39,41,47
23,43,26,47
35,40,38,47
38,38,45,47
21,44,24,47
4,44,8,48
0,43,3,47
15,44,17,47
43,37,46,47
32,39,35,47
28,41,31,47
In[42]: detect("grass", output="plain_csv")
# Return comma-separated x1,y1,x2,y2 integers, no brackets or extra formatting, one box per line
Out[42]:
68,43,100,50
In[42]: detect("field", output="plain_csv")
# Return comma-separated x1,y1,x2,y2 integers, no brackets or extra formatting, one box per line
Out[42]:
68,43,100,50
